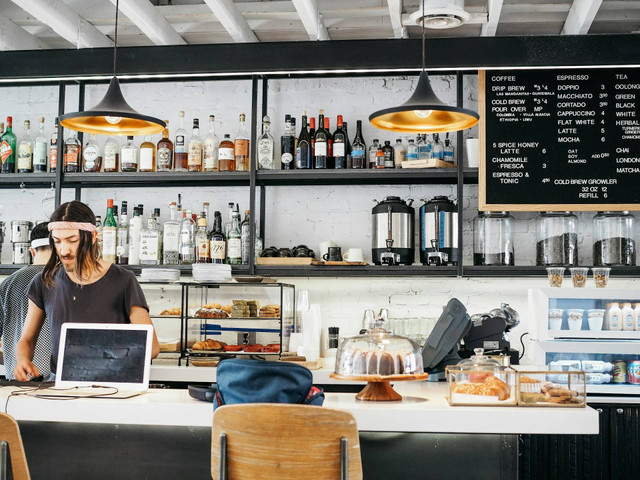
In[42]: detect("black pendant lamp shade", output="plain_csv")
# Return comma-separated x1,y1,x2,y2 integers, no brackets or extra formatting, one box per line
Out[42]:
59,76,166,136
369,70,479,134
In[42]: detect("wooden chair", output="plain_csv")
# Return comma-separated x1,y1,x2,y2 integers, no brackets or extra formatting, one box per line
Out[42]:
0,413,30,480
212,404,362,480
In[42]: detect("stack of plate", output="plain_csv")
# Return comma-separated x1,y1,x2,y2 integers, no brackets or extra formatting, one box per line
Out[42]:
140,268,181,282
192,264,232,283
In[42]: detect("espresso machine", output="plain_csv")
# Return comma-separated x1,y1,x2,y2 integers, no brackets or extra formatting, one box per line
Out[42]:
371,197,415,265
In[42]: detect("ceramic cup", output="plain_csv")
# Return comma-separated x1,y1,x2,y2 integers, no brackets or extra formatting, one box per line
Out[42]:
318,240,338,260
343,248,364,263
323,246,342,262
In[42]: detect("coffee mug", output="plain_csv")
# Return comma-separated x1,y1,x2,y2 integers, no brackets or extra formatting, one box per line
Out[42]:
343,248,364,263
323,246,342,262
318,240,338,260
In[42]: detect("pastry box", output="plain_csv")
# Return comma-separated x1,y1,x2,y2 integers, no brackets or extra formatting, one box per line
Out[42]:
513,365,586,407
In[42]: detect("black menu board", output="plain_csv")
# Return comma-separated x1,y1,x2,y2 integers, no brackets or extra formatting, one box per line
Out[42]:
479,69,640,211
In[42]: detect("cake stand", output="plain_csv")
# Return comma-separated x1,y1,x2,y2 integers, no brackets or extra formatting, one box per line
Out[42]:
330,372,430,401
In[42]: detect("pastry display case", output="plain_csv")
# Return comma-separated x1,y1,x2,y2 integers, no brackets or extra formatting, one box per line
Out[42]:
513,365,586,407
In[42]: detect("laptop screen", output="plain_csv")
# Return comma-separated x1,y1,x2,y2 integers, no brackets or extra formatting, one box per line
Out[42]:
56,323,153,390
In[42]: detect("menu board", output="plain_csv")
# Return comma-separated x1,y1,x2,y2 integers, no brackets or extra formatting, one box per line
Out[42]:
479,69,640,211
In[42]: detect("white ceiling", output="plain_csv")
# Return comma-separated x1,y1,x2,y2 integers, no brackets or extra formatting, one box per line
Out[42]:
0,1,638,51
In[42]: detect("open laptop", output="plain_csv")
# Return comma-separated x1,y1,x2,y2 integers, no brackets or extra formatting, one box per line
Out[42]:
36,323,153,399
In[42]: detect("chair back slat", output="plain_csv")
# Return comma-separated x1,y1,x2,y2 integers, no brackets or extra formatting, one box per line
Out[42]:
0,413,30,480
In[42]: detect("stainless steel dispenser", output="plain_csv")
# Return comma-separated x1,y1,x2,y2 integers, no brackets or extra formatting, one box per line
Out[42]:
372,196,414,265
420,196,458,265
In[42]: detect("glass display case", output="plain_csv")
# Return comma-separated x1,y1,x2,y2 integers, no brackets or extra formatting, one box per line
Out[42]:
139,281,185,359
528,288,640,395
513,365,586,407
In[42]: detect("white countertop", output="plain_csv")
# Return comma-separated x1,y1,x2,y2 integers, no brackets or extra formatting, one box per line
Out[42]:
1,382,598,435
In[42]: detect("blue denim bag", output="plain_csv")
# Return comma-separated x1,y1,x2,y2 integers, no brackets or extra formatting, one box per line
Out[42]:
213,358,324,409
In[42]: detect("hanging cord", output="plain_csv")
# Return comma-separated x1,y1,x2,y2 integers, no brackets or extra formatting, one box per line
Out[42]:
519,332,529,360
113,0,120,76
421,0,426,71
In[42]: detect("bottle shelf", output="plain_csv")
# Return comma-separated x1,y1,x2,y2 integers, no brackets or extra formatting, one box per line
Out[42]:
61,171,251,188
254,264,458,277
0,172,56,188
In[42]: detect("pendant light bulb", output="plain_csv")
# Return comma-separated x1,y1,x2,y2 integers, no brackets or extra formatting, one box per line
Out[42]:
105,116,122,125
414,110,433,118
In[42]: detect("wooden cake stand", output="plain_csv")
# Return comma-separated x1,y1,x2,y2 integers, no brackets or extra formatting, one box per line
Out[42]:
330,373,430,401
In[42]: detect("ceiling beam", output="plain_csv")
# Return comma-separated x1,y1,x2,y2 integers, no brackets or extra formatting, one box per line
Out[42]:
202,0,258,43
562,0,603,34
10,0,112,48
292,0,330,41
109,0,186,46
387,0,406,39
0,16,50,50
481,0,504,36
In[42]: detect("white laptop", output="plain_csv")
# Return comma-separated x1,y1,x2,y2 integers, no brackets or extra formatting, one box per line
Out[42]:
38,323,153,399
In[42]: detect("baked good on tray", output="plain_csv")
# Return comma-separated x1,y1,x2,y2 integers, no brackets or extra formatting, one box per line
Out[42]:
194,307,230,318
160,308,181,316
349,350,409,376
452,375,511,401
259,305,281,318
192,339,227,350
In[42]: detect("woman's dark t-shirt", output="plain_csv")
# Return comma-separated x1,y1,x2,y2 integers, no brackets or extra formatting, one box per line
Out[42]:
28,264,148,371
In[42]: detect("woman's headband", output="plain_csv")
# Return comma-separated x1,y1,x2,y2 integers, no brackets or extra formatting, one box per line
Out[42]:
48,221,97,233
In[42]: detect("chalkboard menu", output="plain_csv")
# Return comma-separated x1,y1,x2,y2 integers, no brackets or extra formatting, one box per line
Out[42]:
479,69,640,211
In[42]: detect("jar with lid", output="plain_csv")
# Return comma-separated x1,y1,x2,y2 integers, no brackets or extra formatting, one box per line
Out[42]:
605,302,622,331
473,211,514,266
593,211,636,266
536,212,578,266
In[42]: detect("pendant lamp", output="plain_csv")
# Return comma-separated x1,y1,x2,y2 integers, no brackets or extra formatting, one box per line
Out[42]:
369,2,479,134
59,0,165,136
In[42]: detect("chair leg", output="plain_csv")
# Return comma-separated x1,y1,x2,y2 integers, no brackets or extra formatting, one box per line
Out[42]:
340,437,348,480
219,433,227,480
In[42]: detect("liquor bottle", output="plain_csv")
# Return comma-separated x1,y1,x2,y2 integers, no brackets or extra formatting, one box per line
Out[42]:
116,201,129,265
280,114,294,170
120,136,138,172
418,135,431,160
82,134,101,172
0,123,4,137
308,116,316,158
33,117,47,172
157,121,173,172
95,216,103,259
295,112,311,169
140,214,161,265
139,135,156,172
257,115,275,170
218,134,235,171
63,130,81,172
102,199,117,264
324,116,333,168
376,146,385,169
174,111,187,172
240,210,251,265
234,113,249,172
49,118,58,173
179,210,196,265
333,115,347,169
224,202,235,238
382,140,394,169
314,110,328,169
17,120,33,173
162,201,180,265
406,139,418,161
444,133,455,164
343,121,352,168
188,118,202,172
128,207,142,264
208,211,227,264
195,215,210,263
368,139,379,169
226,212,242,265
203,115,219,172
393,138,407,168
432,133,444,160
0,117,17,173
103,135,119,172
351,120,366,169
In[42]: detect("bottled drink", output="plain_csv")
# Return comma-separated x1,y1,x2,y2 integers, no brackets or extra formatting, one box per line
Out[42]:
162,202,181,265
140,214,162,265
343,121,352,168
281,114,295,170
128,206,143,265
17,120,33,173
382,140,394,169
224,202,235,239
49,118,58,173
333,115,347,169
63,130,81,172
418,134,431,160
103,135,119,172
432,133,444,160
82,134,102,172
95,216,103,259
368,139,379,169
314,110,329,169
241,210,251,265
203,115,219,172
406,139,418,161
120,136,138,172
226,212,242,265
195,215,210,263
218,134,235,171
187,118,202,172
179,210,196,264
0,117,17,173
622,302,635,331
116,201,129,265
102,199,117,264
295,112,312,169
444,133,454,164
234,113,250,171
309,117,316,158
139,135,156,172
33,117,47,172
375,146,385,169
257,115,275,170
174,110,188,171
157,121,173,172
324,117,333,168
351,120,366,169
393,138,406,167
208,211,227,264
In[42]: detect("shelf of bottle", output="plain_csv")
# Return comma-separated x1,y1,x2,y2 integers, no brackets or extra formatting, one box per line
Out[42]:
0,172,56,188
125,264,250,276
61,171,251,187
254,264,458,277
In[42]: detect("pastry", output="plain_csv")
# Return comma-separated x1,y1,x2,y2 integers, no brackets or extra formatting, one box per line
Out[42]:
223,345,243,352
242,344,264,352
347,349,407,375
519,375,542,393
160,308,181,316
452,374,511,401
520,392,546,404
194,308,229,318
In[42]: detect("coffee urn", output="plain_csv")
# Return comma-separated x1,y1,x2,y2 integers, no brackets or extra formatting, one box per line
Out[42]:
371,196,414,265
419,196,458,265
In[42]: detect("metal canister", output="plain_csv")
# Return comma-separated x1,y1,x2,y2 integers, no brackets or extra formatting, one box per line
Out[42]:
613,360,627,383
12,242,31,264
10,220,33,243
627,360,640,384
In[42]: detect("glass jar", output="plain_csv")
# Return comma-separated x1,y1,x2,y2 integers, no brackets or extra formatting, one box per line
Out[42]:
473,211,514,266
593,211,636,266
536,212,578,266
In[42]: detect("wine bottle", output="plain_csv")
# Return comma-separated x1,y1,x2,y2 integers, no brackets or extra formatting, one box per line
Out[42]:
332,115,346,169
295,111,312,169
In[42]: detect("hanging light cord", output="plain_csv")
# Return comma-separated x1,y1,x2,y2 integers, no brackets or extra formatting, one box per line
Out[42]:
421,0,426,72
112,0,119,77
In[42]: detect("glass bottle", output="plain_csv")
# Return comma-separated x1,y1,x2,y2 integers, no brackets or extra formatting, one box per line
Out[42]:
234,113,249,172
49,118,58,173
0,116,17,173
432,133,444,160
226,212,242,265
382,140,394,169
406,139,418,161
351,120,366,169
368,139,379,169
258,115,275,170
120,136,138,172
333,115,347,169
157,121,173,172
308,116,316,158
593,211,636,266
444,133,455,164
140,214,161,265
473,211,515,266
188,118,202,172
162,201,181,265
128,206,142,265
241,210,251,265
103,135,119,172
314,110,328,169
324,116,333,168
179,210,196,265
63,130,81,173
82,134,102,172
116,201,129,265
281,114,294,170
295,112,311,170
139,135,156,172
224,202,235,239
203,115,219,172
208,211,227,264
33,117,48,172
218,134,235,171
95,216,103,259
17,120,33,173
343,121,352,169
102,198,117,264
418,134,431,160
174,110,188,172
375,145,385,169
536,212,578,266
393,138,406,168
195,215,210,263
